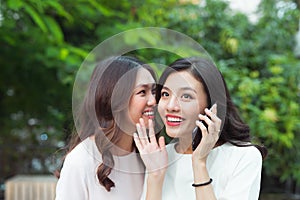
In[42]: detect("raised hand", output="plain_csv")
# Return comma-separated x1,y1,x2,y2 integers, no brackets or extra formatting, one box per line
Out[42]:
133,118,168,176
192,104,221,163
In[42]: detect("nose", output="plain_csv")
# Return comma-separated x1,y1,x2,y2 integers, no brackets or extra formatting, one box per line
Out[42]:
166,96,180,112
147,93,156,106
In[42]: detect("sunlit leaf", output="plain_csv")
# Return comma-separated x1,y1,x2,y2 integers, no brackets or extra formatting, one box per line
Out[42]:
24,4,47,33
44,16,64,43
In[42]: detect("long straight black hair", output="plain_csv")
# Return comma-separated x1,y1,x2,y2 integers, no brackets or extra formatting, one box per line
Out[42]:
156,57,267,159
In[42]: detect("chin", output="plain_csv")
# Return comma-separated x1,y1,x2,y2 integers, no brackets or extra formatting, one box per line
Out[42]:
165,128,182,138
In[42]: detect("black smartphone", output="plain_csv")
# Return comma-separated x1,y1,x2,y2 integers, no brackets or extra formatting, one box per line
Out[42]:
192,118,208,151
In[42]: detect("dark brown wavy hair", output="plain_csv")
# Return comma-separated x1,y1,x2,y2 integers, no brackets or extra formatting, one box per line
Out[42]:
57,56,156,191
156,57,267,159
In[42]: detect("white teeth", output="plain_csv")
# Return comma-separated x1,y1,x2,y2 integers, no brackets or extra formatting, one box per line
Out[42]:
167,117,182,122
143,111,154,116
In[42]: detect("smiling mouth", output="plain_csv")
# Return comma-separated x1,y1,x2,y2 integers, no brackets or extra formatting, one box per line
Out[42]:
166,116,183,122
143,110,154,118
166,115,184,126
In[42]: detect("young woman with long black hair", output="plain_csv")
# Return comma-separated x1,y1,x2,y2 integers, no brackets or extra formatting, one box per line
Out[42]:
134,57,267,200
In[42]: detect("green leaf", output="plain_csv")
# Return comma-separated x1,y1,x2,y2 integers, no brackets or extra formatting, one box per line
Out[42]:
88,0,114,17
44,16,64,43
60,48,69,60
68,46,88,58
45,1,73,22
46,46,60,58
7,0,23,10
24,4,47,33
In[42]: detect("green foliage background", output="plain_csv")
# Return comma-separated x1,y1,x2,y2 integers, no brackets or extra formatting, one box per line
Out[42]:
0,0,299,194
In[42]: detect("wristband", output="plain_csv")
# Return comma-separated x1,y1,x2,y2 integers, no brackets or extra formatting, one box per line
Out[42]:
192,178,213,187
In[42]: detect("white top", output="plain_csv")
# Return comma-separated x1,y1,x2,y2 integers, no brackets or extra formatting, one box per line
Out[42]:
142,142,262,200
55,137,145,200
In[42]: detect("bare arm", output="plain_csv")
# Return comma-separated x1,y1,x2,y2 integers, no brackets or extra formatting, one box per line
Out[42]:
144,168,165,200
192,104,221,200
192,160,217,200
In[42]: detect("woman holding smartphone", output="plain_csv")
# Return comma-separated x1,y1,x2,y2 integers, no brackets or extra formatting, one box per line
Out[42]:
134,57,267,200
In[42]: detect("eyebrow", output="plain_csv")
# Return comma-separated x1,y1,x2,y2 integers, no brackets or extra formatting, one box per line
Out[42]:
162,86,197,93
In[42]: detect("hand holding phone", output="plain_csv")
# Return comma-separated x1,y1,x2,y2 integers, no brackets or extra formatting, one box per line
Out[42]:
192,119,208,151
192,104,220,151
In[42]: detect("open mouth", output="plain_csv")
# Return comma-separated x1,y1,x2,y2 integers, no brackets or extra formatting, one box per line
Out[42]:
167,116,183,122
143,110,154,118
166,115,184,126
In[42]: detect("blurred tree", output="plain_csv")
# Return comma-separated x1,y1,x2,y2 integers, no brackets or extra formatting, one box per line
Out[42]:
0,0,93,178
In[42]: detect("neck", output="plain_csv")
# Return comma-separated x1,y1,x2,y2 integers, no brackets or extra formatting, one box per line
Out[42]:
176,137,193,154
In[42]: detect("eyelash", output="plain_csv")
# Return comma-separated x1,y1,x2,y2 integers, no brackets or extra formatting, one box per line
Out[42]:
161,91,193,101
137,88,156,96
182,94,193,99
137,90,146,95
161,91,169,97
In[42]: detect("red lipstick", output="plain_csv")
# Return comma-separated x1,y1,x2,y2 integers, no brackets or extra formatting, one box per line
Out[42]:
165,114,184,126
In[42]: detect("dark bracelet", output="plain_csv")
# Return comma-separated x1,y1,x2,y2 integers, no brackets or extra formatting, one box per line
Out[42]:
192,178,213,187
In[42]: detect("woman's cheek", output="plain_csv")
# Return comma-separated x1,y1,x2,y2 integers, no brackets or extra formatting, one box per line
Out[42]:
157,102,166,117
